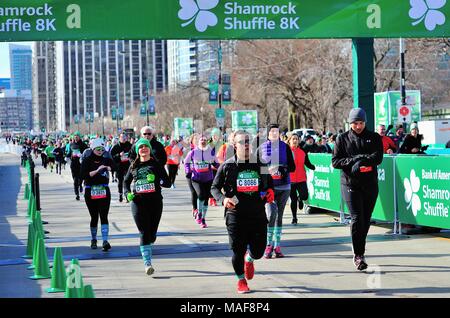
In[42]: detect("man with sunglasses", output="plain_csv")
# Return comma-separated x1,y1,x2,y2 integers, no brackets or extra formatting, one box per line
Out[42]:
128,126,167,166
111,133,133,202
211,130,274,294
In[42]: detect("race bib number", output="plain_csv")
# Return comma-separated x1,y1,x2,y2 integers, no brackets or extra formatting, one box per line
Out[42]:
237,171,260,193
194,161,209,173
135,180,156,194
72,149,81,158
121,152,129,162
91,186,107,199
271,170,282,180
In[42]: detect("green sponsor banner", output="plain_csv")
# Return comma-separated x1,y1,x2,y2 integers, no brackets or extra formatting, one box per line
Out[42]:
209,74,219,105
231,110,258,135
174,117,193,139
111,107,117,120
140,104,146,116
148,96,155,115
341,155,395,222
374,90,421,129
1,1,450,41
305,154,341,212
395,155,450,229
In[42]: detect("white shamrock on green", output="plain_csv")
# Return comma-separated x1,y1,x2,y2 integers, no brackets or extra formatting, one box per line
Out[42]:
181,120,190,129
241,114,254,125
409,0,447,31
404,169,421,216
307,169,315,199
178,0,219,32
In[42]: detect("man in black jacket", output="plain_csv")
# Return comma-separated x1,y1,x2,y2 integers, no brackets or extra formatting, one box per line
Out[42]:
332,108,383,271
111,133,133,202
66,132,88,200
128,126,167,166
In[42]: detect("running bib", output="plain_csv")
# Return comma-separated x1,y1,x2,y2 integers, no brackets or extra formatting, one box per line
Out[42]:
72,149,81,158
120,152,129,162
135,179,156,194
91,185,107,199
271,169,282,180
194,161,210,173
237,171,259,193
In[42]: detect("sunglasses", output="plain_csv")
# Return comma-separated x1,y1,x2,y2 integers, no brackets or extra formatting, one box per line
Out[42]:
143,132,152,136
94,147,104,151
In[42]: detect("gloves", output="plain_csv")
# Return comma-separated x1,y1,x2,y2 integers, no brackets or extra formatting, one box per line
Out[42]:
147,174,155,182
126,192,135,202
265,189,275,203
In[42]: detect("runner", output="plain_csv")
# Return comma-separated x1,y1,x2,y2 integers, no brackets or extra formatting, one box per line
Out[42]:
53,141,65,175
287,133,316,225
211,130,274,294
80,138,115,251
186,133,200,219
184,134,219,228
44,140,56,173
165,138,183,188
66,132,88,200
128,126,167,166
124,138,171,275
208,128,222,207
259,124,295,258
111,133,132,202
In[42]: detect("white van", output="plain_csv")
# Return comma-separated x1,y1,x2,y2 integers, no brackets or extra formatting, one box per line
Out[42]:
291,128,318,139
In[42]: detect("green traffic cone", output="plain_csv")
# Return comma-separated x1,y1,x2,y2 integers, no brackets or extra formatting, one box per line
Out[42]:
46,247,66,293
29,238,51,280
27,230,41,270
83,285,95,298
24,183,30,200
65,261,83,298
34,211,45,236
22,222,36,259
29,198,37,222
27,195,33,219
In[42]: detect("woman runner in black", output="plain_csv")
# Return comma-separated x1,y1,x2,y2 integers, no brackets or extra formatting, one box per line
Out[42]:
124,138,171,275
81,138,115,251
211,130,274,294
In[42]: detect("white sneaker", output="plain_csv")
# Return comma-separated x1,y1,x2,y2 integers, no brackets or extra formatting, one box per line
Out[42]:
145,265,155,276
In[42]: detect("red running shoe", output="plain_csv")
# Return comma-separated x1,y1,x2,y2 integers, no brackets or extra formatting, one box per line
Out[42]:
237,278,250,294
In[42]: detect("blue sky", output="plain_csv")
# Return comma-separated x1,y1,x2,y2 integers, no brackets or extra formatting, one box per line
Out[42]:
0,42,33,78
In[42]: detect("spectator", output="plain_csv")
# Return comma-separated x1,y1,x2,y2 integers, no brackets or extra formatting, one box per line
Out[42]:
390,125,405,150
399,123,426,154
377,124,397,154
302,135,321,153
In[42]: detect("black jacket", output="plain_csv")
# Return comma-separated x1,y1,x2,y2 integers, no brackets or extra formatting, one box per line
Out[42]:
399,134,423,154
128,138,167,166
111,141,133,172
332,128,383,188
80,153,115,186
211,156,273,219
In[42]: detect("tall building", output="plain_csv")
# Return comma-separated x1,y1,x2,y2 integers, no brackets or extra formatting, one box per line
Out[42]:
9,44,32,91
0,90,33,132
167,40,235,91
31,40,168,132
62,40,168,130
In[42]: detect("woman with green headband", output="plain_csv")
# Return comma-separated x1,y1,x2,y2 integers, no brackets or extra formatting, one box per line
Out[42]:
124,138,171,275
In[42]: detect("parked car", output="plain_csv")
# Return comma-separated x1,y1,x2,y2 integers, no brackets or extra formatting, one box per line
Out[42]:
291,128,318,140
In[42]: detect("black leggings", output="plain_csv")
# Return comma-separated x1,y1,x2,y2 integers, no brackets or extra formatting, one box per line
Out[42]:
167,164,179,185
131,197,163,245
226,213,267,276
71,173,82,196
55,161,62,174
191,180,213,201
116,166,129,194
290,182,308,219
187,177,198,209
84,187,111,228
343,185,378,256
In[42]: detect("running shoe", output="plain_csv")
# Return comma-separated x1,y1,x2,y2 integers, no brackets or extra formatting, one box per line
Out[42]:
196,212,202,224
102,241,111,252
353,255,368,271
75,195,80,201
201,219,207,228
274,246,285,258
244,253,254,280
291,218,298,225
237,279,250,294
145,265,155,276
90,239,97,250
263,245,273,259
119,194,123,202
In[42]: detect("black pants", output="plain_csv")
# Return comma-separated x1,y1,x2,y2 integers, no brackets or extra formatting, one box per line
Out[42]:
167,164,179,185
116,166,129,195
226,213,267,276
84,187,111,228
71,170,82,196
41,153,47,168
131,196,163,246
191,180,213,201
187,177,198,209
55,161,63,174
342,184,378,256
290,182,308,219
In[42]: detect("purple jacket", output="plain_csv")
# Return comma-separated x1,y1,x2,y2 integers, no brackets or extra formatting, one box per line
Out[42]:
260,140,295,187
184,147,219,183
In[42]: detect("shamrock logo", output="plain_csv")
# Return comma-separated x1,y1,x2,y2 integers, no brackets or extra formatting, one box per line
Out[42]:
178,0,219,32
241,113,254,125
409,0,447,31
181,120,190,129
404,169,421,216
307,169,315,199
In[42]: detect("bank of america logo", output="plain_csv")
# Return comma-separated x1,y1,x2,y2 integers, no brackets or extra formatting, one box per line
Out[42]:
178,0,219,32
